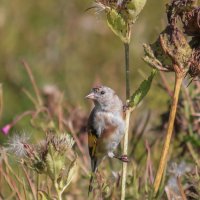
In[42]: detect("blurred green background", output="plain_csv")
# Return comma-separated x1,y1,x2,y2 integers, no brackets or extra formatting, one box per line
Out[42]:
0,0,171,139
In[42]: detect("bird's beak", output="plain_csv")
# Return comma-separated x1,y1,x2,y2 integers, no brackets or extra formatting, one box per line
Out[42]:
85,92,95,100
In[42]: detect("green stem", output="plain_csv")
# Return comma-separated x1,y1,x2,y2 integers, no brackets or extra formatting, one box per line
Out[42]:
54,183,62,200
121,42,130,200
37,174,39,200
153,73,183,194
124,43,130,99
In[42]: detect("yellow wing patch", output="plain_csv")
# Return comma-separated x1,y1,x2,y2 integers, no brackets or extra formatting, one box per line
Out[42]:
88,132,97,157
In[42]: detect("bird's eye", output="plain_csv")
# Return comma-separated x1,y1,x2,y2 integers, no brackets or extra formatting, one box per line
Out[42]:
101,91,105,95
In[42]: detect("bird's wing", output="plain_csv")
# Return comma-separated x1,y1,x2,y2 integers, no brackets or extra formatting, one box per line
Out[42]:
87,110,120,159
87,109,99,160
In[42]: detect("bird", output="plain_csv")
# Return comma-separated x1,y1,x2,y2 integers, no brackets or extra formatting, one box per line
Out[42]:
86,85,128,195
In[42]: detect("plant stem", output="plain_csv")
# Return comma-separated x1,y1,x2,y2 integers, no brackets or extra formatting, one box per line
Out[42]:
177,176,187,200
22,60,43,107
54,183,62,200
121,42,130,200
121,110,131,200
0,84,3,121
124,43,130,99
153,74,183,194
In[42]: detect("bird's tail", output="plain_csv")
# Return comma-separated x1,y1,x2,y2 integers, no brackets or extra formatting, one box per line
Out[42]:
88,173,94,195
88,159,97,196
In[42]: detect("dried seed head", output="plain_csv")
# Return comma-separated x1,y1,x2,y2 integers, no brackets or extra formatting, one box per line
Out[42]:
143,25,192,73
182,7,200,36
188,46,200,78
166,0,197,24
160,25,192,71
8,133,46,173
8,134,31,157
47,133,74,153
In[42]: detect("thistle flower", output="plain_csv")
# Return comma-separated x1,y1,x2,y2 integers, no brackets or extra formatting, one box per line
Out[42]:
8,132,77,199
1,124,12,135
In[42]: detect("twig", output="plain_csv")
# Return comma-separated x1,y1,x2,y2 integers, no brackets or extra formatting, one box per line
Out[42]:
22,88,38,107
58,92,64,131
186,142,200,168
131,111,150,155
0,84,2,121
145,140,154,185
176,176,187,200
63,119,89,172
22,60,43,107
0,167,23,200
12,110,35,127
21,164,37,200
159,72,173,97
3,152,24,185
153,72,184,194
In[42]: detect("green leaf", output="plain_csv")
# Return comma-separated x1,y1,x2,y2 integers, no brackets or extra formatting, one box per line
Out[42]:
46,144,66,181
107,9,130,43
129,70,157,107
127,0,147,23
183,135,200,147
57,156,77,191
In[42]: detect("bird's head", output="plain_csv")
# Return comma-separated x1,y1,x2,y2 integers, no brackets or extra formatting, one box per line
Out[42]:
86,86,123,111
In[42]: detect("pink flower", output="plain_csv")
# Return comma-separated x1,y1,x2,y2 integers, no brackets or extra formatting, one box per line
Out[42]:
1,124,12,135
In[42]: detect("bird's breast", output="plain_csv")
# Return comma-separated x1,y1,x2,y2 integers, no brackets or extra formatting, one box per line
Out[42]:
93,111,125,154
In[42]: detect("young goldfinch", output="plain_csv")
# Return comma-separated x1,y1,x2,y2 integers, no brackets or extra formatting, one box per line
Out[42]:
86,85,128,194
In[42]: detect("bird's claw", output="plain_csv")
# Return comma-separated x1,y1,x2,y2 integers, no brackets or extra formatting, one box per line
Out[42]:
115,155,129,163
123,104,129,112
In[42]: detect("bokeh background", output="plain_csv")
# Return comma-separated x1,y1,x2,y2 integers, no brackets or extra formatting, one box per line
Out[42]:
0,0,171,139
1,1,200,199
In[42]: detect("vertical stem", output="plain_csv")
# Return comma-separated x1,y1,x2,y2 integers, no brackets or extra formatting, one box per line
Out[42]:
153,74,183,194
37,174,39,200
121,42,130,200
124,43,130,99
0,84,2,121
121,110,131,200
54,183,62,200
177,176,187,200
